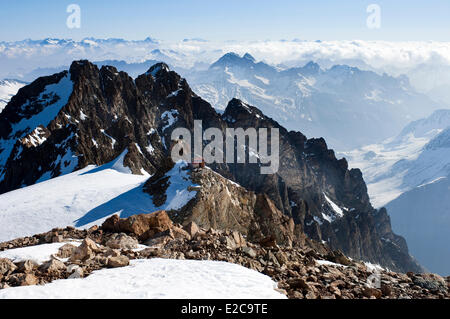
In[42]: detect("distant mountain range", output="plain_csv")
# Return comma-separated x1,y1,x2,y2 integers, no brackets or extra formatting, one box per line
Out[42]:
344,109,450,207
185,53,444,150
2,37,450,104
7,52,445,151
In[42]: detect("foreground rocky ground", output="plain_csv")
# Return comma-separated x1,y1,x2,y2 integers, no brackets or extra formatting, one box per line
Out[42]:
0,211,448,299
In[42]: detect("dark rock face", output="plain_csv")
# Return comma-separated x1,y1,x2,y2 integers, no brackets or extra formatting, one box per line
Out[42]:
0,61,184,192
0,60,422,273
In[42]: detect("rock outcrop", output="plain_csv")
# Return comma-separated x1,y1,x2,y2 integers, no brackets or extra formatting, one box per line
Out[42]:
168,167,314,250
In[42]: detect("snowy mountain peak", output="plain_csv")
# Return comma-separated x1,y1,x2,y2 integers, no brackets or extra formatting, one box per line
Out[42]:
243,53,256,62
398,109,450,140
69,60,98,78
143,36,159,44
328,64,361,77
223,98,265,122
425,127,450,150
146,62,170,78
40,38,65,45
210,52,259,70
302,61,321,74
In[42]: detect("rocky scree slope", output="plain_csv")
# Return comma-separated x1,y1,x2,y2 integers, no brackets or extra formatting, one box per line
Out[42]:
0,60,421,273
0,213,448,299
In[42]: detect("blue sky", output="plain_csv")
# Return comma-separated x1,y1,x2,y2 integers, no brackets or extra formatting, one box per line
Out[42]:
0,0,449,41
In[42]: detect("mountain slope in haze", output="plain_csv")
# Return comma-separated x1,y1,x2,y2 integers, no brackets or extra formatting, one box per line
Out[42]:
343,109,450,207
0,60,422,272
185,53,443,150
386,176,450,276
386,127,450,276
0,79,26,113
343,110,450,276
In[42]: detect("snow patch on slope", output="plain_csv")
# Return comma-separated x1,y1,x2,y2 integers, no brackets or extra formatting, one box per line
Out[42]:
0,159,148,242
161,109,179,131
22,127,48,147
0,242,81,264
110,150,132,174
0,156,200,242
152,160,198,211
323,193,344,217
0,259,286,299
0,79,26,113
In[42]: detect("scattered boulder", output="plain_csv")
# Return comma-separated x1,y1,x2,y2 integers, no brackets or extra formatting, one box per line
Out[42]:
266,251,280,267
93,255,108,267
183,222,200,238
40,259,66,273
0,258,17,276
105,233,139,250
220,235,237,250
107,255,130,268
67,265,83,279
381,284,392,297
101,211,173,241
325,251,352,266
69,238,100,262
304,291,317,299
413,274,447,293
242,246,257,258
143,233,173,248
170,227,191,241
288,290,303,299
136,212,173,241
57,243,77,258
139,248,162,259
68,268,83,279
88,225,99,232
232,231,247,248
15,260,38,273
0,219,448,300
100,214,121,233
9,273,38,286
275,251,289,266
260,236,277,248
362,287,382,299
52,235,64,243
288,278,310,291
104,248,122,258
